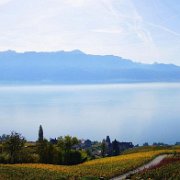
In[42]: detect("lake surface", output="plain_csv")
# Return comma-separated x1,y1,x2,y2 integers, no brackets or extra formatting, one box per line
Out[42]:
0,83,180,144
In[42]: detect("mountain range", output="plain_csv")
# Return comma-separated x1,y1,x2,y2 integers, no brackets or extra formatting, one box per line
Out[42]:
0,50,180,84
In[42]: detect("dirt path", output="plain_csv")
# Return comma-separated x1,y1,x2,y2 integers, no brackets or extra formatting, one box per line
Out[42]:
110,154,170,180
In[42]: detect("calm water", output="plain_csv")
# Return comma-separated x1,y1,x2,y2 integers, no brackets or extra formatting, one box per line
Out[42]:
0,83,180,144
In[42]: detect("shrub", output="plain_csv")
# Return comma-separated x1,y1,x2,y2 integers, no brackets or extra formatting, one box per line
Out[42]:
0,153,10,163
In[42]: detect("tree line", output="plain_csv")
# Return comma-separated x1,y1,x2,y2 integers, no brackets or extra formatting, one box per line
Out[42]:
0,125,86,165
0,126,136,165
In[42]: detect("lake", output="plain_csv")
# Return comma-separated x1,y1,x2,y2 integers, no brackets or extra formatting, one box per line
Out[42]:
0,83,180,145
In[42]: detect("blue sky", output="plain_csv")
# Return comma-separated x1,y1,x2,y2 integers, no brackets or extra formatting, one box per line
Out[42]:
0,0,180,65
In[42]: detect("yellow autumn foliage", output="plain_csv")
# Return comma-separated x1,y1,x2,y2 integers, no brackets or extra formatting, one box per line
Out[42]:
2,149,179,178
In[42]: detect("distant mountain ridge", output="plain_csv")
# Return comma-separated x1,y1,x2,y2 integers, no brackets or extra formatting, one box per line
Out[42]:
0,50,180,84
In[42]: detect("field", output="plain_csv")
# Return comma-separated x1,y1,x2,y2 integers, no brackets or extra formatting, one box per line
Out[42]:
122,145,180,154
0,147,179,180
132,154,180,179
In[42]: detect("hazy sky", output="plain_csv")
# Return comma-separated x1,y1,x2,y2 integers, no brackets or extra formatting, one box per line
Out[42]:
0,0,180,64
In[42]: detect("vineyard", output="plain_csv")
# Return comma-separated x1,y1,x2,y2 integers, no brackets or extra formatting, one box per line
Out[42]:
132,154,180,179
0,148,179,179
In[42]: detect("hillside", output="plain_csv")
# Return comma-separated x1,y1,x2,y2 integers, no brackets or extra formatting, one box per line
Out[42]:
0,148,179,179
0,50,180,84
132,154,180,179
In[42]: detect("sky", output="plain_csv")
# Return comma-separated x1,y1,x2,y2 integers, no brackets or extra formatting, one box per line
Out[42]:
0,0,180,65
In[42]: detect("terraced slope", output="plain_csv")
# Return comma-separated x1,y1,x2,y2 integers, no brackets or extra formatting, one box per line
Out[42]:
0,149,179,179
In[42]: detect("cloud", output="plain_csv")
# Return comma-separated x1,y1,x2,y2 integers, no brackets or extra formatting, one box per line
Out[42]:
64,0,86,7
0,0,179,64
147,22,180,37
0,0,12,6
92,28,123,34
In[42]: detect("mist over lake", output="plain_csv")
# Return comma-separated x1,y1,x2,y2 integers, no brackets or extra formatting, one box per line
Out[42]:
0,83,179,145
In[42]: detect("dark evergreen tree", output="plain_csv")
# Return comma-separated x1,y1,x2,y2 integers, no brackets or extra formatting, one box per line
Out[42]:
37,125,47,163
105,135,112,156
38,125,43,142
112,139,120,156
106,136,111,144
101,139,106,157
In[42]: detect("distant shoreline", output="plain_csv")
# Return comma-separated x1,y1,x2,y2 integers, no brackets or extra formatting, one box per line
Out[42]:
0,82,180,92
0,81,180,86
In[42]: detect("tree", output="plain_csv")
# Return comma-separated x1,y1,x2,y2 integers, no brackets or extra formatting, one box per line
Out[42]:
4,131,26,163
37,125,46,163
37,139,47,163
105,136,112,156
37,139,56,164
57,136,81,165
38,125,43,142
101,139,107,157
0,134,10,143
106,136,111,144
112,139,120,156
143,142,149,146
58,136,79,152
